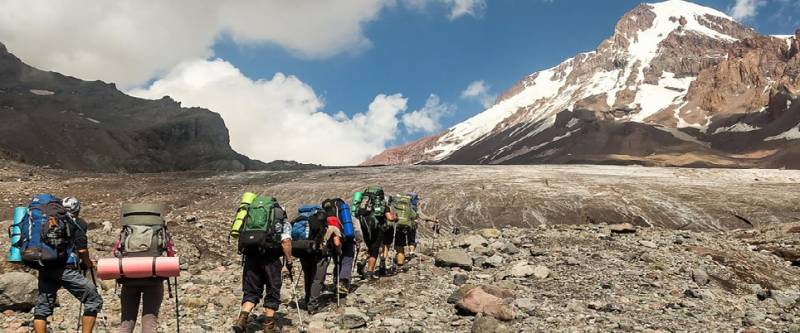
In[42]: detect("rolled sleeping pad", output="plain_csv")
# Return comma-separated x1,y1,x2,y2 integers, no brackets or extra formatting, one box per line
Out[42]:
7,207,26,263
352,192,363,206
338,201,355,239
96,257,181,280
230,192,257,237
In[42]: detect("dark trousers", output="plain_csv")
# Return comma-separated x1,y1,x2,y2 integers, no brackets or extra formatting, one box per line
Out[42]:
118,283,164,333
338,238,356,281
300,254,329,305
241,254,283,310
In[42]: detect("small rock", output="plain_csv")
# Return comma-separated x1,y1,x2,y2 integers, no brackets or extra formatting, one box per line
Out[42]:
638,240,657,249
453,273,469,286
691,269,710,286
471,315,512,333
743,309,765,326
509,262,536,278
771,290,800,308
339,307,368,330
532,265,550,279
684,289,702,299
479,228,502,239
435,249,473,271
384,318,403,327
609,223,636,234
458,235,488,249
484,255,504,268
456,286,515,321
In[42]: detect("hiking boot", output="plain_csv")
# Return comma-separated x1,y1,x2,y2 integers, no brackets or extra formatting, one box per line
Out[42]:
387,266,397,276
232,311,249,333
338,284,350,295
366,271,378,281
378,265,387,276
262,317,278,333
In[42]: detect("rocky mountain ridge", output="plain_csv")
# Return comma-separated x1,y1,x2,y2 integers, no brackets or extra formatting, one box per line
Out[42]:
365,0,800,169
0,41,284,173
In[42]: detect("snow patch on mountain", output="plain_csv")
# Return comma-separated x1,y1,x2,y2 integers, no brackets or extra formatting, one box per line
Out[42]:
765,126,800,141
712,122,760,134
631,72,694,122
430,58,575,160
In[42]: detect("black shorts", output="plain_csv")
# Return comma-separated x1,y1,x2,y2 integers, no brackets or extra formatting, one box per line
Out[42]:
362,219,384,258
383,224,414,247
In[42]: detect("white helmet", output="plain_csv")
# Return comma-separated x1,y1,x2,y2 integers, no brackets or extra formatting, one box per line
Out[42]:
62,197,81,214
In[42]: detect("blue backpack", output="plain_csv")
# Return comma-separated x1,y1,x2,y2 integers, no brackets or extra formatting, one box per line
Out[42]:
291,205,322,240
16,194,79,268
405,192,420,212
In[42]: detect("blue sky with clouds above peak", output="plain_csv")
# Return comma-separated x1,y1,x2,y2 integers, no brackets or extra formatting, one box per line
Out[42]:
0,0,797,165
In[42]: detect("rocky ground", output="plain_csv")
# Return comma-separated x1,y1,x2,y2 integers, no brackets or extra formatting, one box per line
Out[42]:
1,160,799,332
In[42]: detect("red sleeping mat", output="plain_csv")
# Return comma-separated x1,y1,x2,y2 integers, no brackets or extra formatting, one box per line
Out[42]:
97,257,180,280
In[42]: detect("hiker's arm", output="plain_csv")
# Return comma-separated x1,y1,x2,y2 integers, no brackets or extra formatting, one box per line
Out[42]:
281,239,292,261
74,218,93,268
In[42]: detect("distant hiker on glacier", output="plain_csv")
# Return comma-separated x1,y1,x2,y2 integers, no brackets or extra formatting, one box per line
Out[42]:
383,193,418,272
229,194,293,333
13,195,104,333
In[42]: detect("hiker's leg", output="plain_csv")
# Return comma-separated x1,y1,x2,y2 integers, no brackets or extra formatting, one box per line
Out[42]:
262,255,283,317
408,227,417,254
118,285,142,333
60,268,102,333
394,228,408,267
241,256,264,312
300,256,315,304
339,239,355,281
140,283,164,333
33,269,60,333
310,256,329,303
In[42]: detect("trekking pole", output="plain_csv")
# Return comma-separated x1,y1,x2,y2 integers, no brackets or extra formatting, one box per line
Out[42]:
389,222,398,273
335,256,341,307
88,268,110,333
174,277,181,333
286,262,304,326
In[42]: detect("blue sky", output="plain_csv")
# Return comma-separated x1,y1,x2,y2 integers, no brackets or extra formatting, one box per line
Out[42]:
212,0,800,144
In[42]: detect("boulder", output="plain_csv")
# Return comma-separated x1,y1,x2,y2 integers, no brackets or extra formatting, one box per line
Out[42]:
533,265,551,279
456,286,515,321
0,272,38,311
771,290,800,308
484,255,505,268
435,249,473,271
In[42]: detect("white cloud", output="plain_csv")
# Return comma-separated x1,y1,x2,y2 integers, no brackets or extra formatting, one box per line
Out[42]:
402,94,456,133
128,59,407,166
729,0,766,21
0,0,390,87
445,0,487,20
460,80,496,108
401,0,486,20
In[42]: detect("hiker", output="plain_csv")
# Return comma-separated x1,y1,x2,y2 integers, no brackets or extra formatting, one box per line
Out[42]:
293,207,328,312
336,210,363,294
321,198,360,294
404,192,436,257
21,195,103,333
113,204,175,333
230,195,292,333
354,187,389,280
378,193,428,273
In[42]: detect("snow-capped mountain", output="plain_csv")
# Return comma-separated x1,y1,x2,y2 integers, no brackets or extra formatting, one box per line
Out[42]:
365,0,800,168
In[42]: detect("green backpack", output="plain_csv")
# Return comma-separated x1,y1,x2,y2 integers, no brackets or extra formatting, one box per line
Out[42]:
390,194,417,228
359,186,386,219
237,196,283,254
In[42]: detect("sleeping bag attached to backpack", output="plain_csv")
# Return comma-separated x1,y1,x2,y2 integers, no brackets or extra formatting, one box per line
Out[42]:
230,192,258,238
321,198,355,239
291,205,322,240
237,196,285,255
390,194,418,229
292,209,327,256
15,194,78,269
111,203,175,285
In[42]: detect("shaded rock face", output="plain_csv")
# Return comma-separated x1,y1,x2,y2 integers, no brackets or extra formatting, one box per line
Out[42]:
0,42,268,173
0,272,37,312
368,1,800,169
